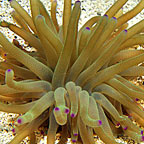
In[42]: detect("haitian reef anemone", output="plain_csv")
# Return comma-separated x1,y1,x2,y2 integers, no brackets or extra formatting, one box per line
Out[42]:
0,0,144,143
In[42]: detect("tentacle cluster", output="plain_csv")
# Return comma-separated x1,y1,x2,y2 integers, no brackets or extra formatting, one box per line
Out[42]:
0,0,144,143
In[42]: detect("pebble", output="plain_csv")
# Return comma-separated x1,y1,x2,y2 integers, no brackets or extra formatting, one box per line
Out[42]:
0,0,144,144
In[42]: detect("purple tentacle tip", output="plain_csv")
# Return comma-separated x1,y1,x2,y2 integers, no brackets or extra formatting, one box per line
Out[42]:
112,17,117,20
37,15,43,18
141,130,143,135
128,115,132,119
142,136,144,141
12,128,15,133
54,107,60,111
123,126,128,130
104,14,108,17
116,123,120,126
8,0,12,2
124,29,127,33
76,0,80,3
64,108,70,114
40,130,44,135
4,54,7,56
135,98,139,101
17,118,22,124
98,120,102,126
86,27,90,30
71,113,75,118
7,69,12,72
74,133,78,136
72,139,77,143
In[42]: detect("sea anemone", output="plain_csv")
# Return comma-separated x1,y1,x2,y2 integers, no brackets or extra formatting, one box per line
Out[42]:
0,0,144,143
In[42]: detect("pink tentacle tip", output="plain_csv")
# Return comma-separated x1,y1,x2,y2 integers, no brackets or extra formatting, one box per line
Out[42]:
54,107,60,111
17,118,22,124
141,136,144,141
123,126,128,130
64,108,70,114
74,133,78,136
71,113,75,118
7,69,12,72
72,139,77,143
98,120,102,126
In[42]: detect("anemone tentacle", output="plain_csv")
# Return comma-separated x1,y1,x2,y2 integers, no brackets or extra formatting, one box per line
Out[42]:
0,0,144,143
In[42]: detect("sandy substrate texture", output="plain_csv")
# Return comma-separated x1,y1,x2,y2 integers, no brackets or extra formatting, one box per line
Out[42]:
0,0,144,143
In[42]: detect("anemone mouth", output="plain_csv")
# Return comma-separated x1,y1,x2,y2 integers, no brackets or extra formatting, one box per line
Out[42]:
0,0,144,143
